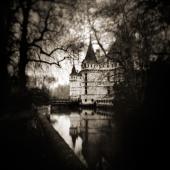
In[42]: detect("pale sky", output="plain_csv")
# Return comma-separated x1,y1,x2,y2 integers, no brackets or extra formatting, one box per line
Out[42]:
27,0,116,89
52,38,112,88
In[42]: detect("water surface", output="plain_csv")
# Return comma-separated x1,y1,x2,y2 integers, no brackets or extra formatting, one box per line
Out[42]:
51,108,115,170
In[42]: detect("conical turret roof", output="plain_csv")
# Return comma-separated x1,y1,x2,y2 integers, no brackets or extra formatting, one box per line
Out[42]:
82,36,97,64
70,64,77,76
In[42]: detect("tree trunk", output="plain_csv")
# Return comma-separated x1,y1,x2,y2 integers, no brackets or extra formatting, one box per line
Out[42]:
0,1,12,109
18,2,30,92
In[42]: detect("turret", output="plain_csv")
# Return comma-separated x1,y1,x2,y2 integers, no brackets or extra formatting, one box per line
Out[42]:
70,64,79,82
70,64,78,76
69,64,82,100
82,36,97,65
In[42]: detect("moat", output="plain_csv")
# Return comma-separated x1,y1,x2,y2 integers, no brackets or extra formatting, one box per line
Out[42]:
50,107,115,170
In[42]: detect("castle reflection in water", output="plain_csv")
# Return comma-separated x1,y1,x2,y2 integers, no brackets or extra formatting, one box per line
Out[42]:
50,108,116,170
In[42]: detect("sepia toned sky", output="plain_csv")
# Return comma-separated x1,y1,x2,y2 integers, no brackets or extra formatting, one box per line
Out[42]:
26,0,115,88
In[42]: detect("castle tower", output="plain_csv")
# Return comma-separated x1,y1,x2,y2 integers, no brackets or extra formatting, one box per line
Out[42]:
80,37,99,105
69,35,124,106
69,64,81,100
82,35,97,65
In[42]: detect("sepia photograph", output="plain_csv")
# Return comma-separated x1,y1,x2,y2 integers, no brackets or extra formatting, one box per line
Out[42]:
0,0,169,169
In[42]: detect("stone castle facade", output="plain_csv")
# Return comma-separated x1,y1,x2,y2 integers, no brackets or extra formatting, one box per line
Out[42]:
69,39,123,106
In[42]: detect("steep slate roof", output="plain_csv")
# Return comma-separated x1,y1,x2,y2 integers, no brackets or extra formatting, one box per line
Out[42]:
82,37,97,64
70,64,78,76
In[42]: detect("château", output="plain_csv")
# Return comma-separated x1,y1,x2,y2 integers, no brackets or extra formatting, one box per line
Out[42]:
69,38,124,106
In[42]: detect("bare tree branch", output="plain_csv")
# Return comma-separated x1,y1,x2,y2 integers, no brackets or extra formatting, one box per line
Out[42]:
28,43,68,57
28,59,61,67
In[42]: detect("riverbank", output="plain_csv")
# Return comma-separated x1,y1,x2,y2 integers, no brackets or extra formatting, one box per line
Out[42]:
0,110,87,170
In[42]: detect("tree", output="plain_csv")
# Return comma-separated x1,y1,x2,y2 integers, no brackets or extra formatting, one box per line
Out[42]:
0,1,15,108
51,85,70,99
82,0,170,106
8,0,81,92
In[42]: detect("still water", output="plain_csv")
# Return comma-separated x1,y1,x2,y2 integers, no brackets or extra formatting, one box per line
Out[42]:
50,108,115,170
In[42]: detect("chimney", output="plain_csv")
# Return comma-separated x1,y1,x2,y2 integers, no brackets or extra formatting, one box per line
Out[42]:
96,49,100,60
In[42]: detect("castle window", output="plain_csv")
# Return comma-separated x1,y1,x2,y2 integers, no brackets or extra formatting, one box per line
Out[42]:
85,73,87,81
107,87,110,95
91,99,94,102
85,99,87,102
85,82,87,86
107,75,110,81
107,64,109,68
85,89,87,95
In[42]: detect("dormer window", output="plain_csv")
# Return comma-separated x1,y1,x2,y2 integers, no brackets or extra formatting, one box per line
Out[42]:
107,75,110,81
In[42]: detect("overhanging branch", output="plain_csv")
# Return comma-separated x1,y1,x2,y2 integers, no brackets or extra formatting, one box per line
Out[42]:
29,43,68,57
28,59,61,67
